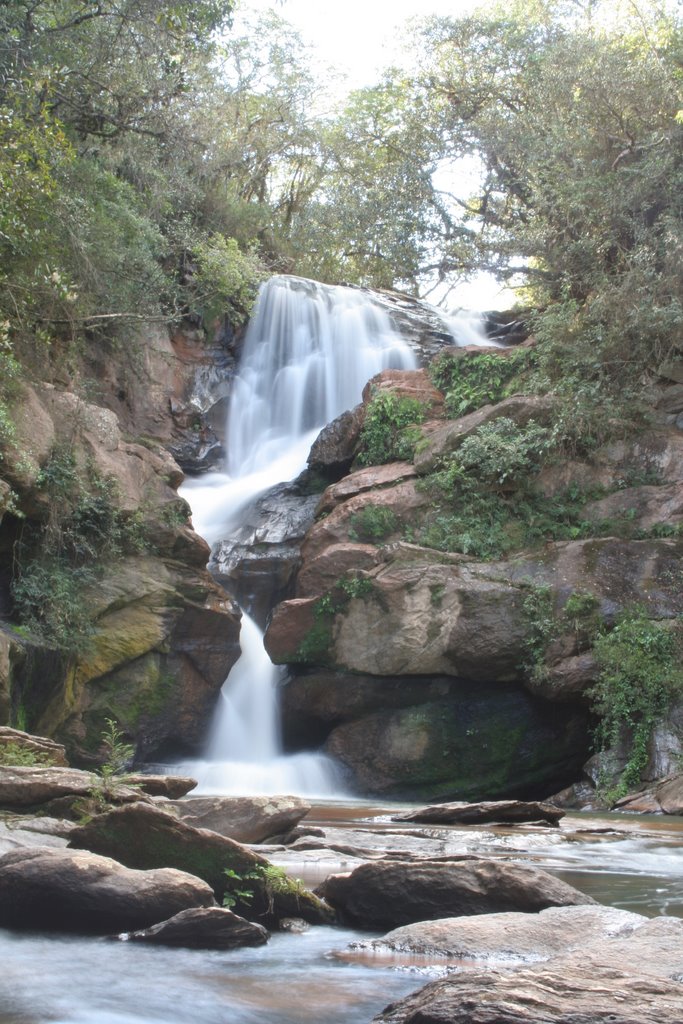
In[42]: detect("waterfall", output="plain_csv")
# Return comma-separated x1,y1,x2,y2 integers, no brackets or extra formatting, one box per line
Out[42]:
174,275,418,796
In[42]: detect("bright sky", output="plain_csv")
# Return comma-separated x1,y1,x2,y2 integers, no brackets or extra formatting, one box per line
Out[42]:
234,0,515,310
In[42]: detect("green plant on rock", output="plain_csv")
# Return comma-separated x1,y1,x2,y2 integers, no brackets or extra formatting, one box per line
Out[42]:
590,611,683,798
429,348,536,419
520,583,557,681
0,742,57,767
456,418,552,489
348,505,398,543
357,389,426,466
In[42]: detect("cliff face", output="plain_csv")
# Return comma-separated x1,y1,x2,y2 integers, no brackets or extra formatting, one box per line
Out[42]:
263,362,683,801
0,324,240,765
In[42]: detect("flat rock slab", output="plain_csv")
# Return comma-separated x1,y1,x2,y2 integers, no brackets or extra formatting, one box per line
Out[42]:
392,800,565,827
372,917,683,1024
0,765,147,810
165,794,311,844
0,846,215,935
124,906,269,949
356,904,646,963
125,774,197,799
316,858,594,931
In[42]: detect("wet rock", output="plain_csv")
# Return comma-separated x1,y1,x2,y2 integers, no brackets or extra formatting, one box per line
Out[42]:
307,405,365,478
165,795,311,844
372,917,683,1024
0,728,68,767
391,800,564,827
0,846,215,935
614,772,683,815
316,859,594,931
125,906,268,949
125,774,197,799
358,904,644,962
68,801,334,927
211,482,318,625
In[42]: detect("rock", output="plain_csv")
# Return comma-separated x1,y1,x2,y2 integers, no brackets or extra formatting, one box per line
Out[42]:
359,904,644,962
414,395,556,476
296,543,381,598
316,859,594,931
0,818,72,854
124,906,268,949
655,384,683,415
68,801,334,926
210,482,318,625
392,800,564,827
361,368,445,416
307,405,365,477
0,765,145,809
125,774,197,799
582,482,683,531
614,772,683,815
165,795,311,844
315,462,417,517
528,651,599,701
324,692,588,801
0,728,68,767
372,917,683,1024
0,846,215,935
655,773,683,814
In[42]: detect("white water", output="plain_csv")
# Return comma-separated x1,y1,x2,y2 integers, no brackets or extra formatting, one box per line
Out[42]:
175,275,424,796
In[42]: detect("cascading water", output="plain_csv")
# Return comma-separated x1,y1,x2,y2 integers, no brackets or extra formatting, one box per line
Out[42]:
175,275,418,796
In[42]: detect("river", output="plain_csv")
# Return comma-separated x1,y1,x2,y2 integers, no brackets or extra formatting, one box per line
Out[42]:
1,806,682,1024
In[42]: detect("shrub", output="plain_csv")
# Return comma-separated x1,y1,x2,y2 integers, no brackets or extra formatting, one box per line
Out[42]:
357,389,426,466
456,418,552,489
348,505,398,542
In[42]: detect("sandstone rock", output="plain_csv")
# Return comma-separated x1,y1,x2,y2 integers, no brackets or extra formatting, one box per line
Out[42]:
582,482,683,531
0,846,215,935
165,795,311,844
361,368,444,416
414,395,556,476
315,462,417,517
125,774,197,799
0,765,142,809
68,801,333,926
296,543,381,598
0,728,68,767
0,818,71,854
526,651,599,701
359,904,644,962
655,773,683,814
372,917,683,1024
125,906,268,949
316,859,594,931
392,800,564,827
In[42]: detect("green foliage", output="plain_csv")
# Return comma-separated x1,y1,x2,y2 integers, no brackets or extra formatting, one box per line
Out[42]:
430,349,536,418
98,718,135,781
0,742,57,767
520,583,557,679
222,867,263,910
456,418,551,489
358,390,426,467
11,447,149,653
192,234,265,328
348,506,398,543
590,612,683,795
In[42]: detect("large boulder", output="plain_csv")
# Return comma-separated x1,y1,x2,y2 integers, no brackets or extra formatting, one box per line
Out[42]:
0,846,215,935
372,917,683,1024
316,859,594,931
125,906,269,949
68,801,334,927
0,765,145,810
165,795,311,844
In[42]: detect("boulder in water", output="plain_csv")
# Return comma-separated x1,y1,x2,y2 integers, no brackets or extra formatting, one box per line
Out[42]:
316,858,594,931
0,846,215,935
391,800,565,827
124,906,269,949
164,794,311,844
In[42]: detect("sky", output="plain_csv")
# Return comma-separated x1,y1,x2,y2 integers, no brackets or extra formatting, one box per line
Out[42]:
233,0,514,310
